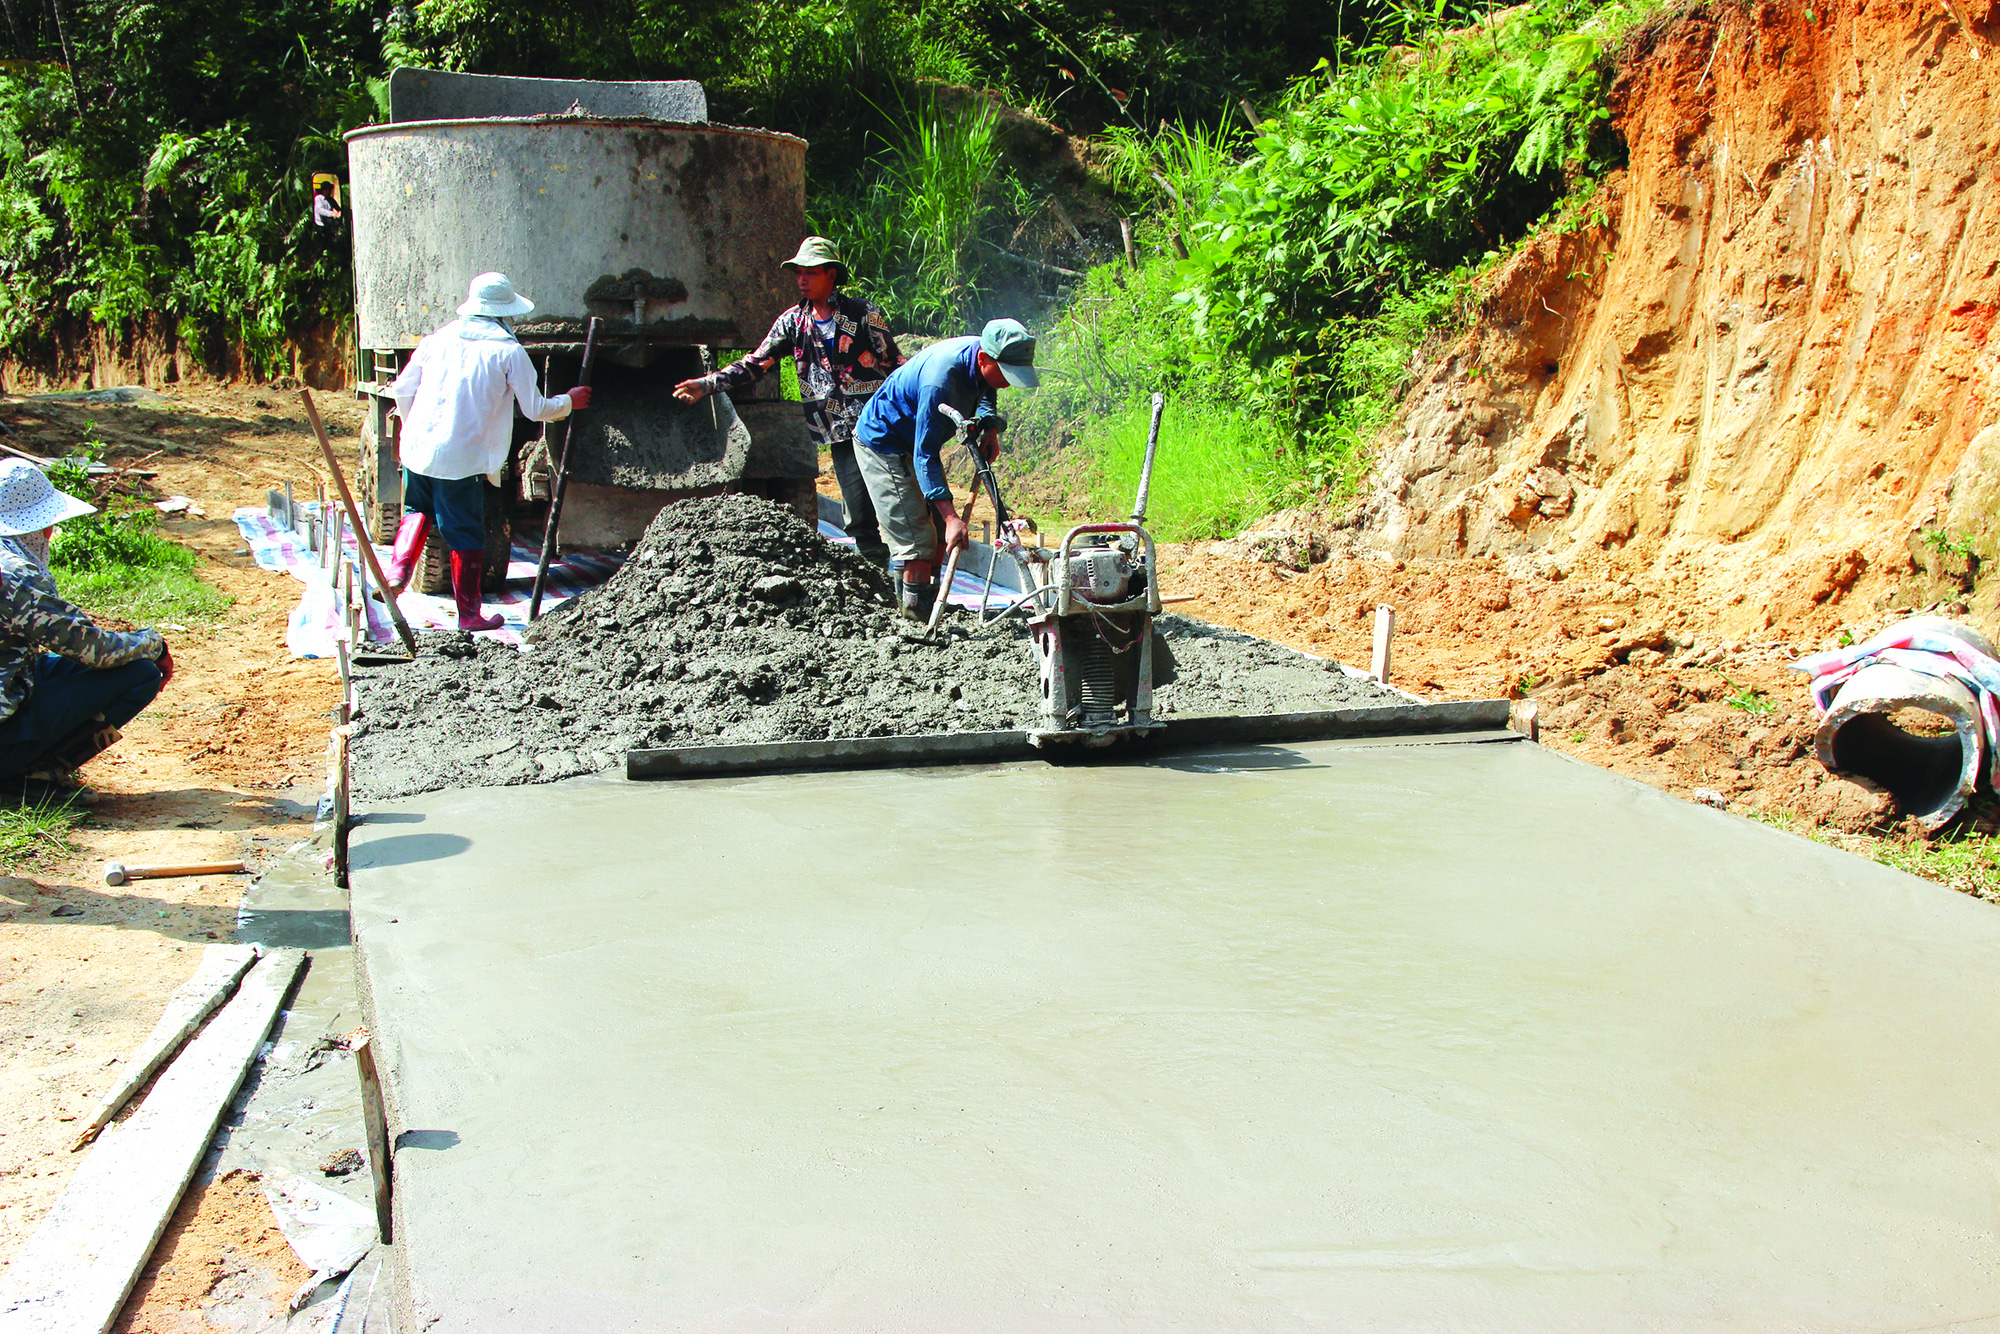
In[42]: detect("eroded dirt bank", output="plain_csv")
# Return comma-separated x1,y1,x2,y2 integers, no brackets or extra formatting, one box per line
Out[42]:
1360,0,2000,646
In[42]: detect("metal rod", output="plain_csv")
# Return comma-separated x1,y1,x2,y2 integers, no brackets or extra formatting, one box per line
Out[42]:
299,390,419,658
1132,391,1165,524
530,317,602,621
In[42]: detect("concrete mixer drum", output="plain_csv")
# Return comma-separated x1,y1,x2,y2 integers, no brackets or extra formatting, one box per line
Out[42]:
344,69,817,589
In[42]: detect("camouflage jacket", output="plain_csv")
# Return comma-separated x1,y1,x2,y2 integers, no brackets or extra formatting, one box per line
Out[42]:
701,294,904,449
0,537,163,724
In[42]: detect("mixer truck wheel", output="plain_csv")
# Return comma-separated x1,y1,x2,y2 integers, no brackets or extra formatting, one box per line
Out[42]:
355,408,402,544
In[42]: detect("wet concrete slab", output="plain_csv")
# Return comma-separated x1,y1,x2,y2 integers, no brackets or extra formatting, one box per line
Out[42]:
348,735,2000,1332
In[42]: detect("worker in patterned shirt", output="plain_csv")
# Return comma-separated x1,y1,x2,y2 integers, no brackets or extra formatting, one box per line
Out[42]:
673,237,903,566
0,460,171,788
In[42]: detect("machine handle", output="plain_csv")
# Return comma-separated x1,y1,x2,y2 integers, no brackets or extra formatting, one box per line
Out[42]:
1053,522,1159,618
1132,391,1164,524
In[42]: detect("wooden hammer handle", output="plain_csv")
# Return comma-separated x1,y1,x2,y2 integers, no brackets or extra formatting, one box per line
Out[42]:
113,860,247,881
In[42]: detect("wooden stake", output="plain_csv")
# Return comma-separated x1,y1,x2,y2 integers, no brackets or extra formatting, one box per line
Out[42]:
1371,605,1395,684
354,1036,394,1244
299,390,418,657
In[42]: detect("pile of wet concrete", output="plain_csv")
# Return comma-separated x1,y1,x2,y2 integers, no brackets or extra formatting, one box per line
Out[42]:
351,494,1403,799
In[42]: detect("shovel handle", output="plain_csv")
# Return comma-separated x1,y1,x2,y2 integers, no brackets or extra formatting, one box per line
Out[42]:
531,318,603,621
926,543,964,633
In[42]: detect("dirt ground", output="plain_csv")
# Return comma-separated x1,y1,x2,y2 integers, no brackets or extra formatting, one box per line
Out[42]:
1152,526,1979,883
0,383,349,1326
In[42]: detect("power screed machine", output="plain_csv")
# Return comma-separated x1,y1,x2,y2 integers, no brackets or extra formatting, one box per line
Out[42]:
940,394,1175,749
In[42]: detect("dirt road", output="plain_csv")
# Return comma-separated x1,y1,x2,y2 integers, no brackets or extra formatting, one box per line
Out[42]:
0,384,348,1325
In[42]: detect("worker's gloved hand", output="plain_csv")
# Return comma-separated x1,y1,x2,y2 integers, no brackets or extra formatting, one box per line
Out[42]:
941,512,969,554
566,385,594,411
671,379,708,404
155,642,175,688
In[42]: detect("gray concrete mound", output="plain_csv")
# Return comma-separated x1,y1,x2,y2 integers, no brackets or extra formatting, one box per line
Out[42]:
350,493,1402,799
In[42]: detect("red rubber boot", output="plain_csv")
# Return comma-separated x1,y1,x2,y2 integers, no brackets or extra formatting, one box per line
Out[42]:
381,512,431,590
450,550,504,632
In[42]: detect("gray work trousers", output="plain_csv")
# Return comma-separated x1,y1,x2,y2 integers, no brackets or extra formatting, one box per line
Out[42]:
828,440,888,565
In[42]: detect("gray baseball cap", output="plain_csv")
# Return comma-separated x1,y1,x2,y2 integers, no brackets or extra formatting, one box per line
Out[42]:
980,318,1039,389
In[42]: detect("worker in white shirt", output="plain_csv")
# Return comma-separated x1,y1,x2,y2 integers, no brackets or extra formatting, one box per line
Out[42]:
380,272,592,631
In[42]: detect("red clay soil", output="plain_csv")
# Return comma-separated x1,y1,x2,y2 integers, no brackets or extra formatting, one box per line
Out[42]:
1360,0,2000,645
1155,536,1913,839
1137,0,2000,869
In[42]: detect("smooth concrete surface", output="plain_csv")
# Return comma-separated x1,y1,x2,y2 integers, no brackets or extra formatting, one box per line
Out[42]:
349,738,2000,1333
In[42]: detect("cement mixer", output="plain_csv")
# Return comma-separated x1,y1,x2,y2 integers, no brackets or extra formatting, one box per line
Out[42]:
343,69,817,592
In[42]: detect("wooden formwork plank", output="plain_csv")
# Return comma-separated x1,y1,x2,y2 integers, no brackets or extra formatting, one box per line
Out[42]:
0,950,306,1334
67,945,260,1152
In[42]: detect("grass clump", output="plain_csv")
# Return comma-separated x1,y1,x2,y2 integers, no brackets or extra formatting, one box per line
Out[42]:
812,94,1011,333
0,794,84,872
1083,399,1283,540
44,454,231,627
1875,832,2000,901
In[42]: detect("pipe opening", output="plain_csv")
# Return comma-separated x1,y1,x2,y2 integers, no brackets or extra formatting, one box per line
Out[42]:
1828,711,1966,822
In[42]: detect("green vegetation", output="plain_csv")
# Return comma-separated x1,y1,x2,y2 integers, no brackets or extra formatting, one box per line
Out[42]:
0,0,372,375
1088,397,1284,539
0,0,1446,375
1875,828,2000,900
44,453,231,626
1759,805,2000,903
2,0,1671,542
0,793,84,871
1016,0,1649,535
1722,687,1774,716
814,97,1004,333
1920,527,1978,562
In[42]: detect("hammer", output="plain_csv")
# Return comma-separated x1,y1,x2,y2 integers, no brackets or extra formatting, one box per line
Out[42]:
104,860,247,887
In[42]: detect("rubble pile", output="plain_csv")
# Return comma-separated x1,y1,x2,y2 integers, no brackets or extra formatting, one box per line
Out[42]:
351,494,1401,798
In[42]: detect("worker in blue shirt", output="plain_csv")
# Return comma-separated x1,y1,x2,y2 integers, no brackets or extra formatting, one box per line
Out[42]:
852,318,1038,620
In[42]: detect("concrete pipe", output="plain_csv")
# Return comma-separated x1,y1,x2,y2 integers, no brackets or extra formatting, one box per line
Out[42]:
1813,617,1996,830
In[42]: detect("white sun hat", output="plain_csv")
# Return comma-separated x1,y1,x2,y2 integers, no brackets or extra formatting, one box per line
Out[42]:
0,459,95,538
456,271,536,318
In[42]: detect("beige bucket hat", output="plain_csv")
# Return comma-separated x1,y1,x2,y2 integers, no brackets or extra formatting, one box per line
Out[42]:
457,272,536,318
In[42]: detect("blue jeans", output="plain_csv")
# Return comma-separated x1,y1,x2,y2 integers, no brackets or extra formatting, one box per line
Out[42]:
0,655,163,777
402,470,487,553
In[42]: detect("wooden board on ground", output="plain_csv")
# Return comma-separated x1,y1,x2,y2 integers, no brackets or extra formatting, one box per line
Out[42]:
0,949,306,1334
68,944,260,1151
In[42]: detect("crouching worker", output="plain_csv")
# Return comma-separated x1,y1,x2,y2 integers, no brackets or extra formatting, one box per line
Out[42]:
380,272,591,631
0,460,170,787
852,318,1038,621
